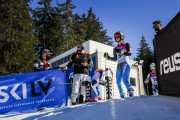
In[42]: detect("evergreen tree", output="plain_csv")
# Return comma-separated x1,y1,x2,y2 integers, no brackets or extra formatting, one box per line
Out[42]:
136,35,154,79
135,35,154,95
32,0,55,49
84,8,113,46
56,0,78,51
50,6,65,56
32,1,113,56
71,13,87,44
32,0,67,56
0,0,37,75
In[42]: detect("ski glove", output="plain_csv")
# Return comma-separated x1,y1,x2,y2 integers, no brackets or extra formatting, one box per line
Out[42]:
104,52,110,60
99,80,106,86
144,79,150,83
119,50,124,55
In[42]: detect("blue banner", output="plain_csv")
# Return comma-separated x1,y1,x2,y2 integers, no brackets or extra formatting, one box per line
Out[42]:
0,69,67,114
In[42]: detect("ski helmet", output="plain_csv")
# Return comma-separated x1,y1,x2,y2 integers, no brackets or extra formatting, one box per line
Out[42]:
150,63,156,70
41,49,52,56
114,31,125,41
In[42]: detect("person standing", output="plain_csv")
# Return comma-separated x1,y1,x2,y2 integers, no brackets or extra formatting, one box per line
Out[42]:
63,44,93,105
152,20,163,95
144,63,158,95
152,20,163,51
104,31,133,99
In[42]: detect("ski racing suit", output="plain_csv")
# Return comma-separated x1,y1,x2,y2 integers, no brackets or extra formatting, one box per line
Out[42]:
67,52,93,103
147,71,158,95
91,69,106,101
106,43,133,98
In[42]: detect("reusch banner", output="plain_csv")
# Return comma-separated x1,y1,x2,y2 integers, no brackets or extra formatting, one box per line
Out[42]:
0,69,67,114
156,12,180,96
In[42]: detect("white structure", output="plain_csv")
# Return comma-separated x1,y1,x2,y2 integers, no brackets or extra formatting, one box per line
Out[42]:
50,40,145,99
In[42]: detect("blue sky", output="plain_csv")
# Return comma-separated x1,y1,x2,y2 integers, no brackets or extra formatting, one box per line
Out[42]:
31,0,180,59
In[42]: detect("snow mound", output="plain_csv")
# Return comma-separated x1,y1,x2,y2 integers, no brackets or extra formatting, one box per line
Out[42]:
1,95,180,120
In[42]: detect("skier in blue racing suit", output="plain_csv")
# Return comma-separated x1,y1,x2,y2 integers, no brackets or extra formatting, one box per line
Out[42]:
91,69,106,102
104,31,134,99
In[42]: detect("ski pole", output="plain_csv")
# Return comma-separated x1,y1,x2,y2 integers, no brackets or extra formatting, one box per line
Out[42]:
147,83,149,96
104,53,107,100
110,68,114,98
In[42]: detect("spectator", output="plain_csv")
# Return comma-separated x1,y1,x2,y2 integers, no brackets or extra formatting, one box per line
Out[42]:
152,20,163,49
33,49,52,71
63,44,93,105
151,20,163,95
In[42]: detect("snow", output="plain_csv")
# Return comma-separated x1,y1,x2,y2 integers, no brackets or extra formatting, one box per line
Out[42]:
0,95,180,120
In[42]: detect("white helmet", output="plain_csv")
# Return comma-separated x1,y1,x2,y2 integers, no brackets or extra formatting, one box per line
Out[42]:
150,63,156,70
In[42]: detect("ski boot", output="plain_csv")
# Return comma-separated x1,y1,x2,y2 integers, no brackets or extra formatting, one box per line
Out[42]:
89,98,95,102
120,93,125,100
152,88,158,95
97,97,102,101
128,88,134,97
79,95,84,104
71,102,76,105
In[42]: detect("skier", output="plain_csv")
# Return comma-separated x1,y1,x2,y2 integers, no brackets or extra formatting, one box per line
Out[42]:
144,63,158,95
33,49,52,72
104,31,134,99
63,44,93,105
90,68,107,102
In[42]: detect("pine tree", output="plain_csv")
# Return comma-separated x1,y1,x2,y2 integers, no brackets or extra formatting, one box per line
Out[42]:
56,0,78,51
32,0,55,48
71,13,87,44
135,35,154,95
0,0,37,75
31,0,113,56
32,0,67,56
136,35,154,79
32,0,110,56
84,8,113,46
50,6,65,56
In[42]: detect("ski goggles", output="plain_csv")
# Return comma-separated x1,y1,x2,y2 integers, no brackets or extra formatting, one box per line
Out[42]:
150,66,156,70
114,34,121,38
